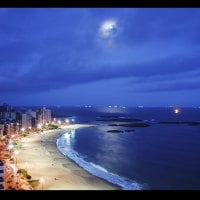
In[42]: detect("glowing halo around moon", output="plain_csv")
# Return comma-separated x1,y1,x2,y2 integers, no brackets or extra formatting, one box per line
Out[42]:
99,19,118,38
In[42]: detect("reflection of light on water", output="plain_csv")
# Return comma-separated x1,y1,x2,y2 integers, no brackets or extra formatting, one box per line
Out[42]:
174,108,180,114
64,132,71,145
57,127,143,190
97,106,128,114
71,129,75,139
64,132,69,139
64,129,76,146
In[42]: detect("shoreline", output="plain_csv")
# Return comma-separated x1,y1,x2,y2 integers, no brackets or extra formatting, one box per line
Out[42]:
15,124,119,190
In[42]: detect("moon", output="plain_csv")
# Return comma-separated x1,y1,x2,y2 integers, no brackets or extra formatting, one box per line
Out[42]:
99,19,118,38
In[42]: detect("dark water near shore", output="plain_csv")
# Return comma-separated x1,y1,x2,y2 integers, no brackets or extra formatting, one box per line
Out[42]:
28,106,200,189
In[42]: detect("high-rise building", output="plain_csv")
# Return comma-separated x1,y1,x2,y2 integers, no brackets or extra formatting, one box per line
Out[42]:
44,109,51,124
26,109,36,118
21,113,32,129
10,112,16,120
36,107,51,125
0,124,4,136
0,103,52,132
36,111,43,125
4,123,11,135
13,122,20,134
0,160,4,190
0,103,15,120
0,103,11,113
26,110,37,128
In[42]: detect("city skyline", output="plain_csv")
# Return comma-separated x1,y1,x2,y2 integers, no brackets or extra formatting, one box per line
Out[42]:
1,8,200,106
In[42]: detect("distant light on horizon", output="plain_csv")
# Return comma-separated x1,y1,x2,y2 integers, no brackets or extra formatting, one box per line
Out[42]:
174,108,180,114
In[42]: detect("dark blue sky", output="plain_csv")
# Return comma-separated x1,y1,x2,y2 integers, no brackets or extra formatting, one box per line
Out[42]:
0,8,200,107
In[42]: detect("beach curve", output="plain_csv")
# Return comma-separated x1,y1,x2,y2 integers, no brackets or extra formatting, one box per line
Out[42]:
15,124,118,190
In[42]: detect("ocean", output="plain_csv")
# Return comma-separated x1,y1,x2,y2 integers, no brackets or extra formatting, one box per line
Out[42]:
43,106,200,189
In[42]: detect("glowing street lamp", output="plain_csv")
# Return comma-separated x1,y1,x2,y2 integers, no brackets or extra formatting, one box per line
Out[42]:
37,124,42,129
25,162,28,171
65,119,69,124
40,177,44,190
8,144,13,150
14,150,19,164
14,150,19,155
21,128,25,132
58,120,61,125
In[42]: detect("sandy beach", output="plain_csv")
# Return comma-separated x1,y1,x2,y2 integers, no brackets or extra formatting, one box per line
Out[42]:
15,124,118,190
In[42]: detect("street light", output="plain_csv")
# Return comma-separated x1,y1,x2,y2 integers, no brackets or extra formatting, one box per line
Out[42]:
25,162,28,171
8,144,13,150
37,124,42,129
40,177,44,190
14,150,19,165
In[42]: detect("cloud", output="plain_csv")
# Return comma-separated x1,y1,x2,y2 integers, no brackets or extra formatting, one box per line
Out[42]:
1,51,200,94
129,77,200,93
119,8,200,45
127,67,200,93
0,8,200,96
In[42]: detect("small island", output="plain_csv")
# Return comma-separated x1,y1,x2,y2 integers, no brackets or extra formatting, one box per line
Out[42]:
107,130,124,133
124,129,135,132
108,123,150,128
96,116,143,122
159,121,200,126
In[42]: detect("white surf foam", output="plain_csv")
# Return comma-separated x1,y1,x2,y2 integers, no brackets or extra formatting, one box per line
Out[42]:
56,133,144,190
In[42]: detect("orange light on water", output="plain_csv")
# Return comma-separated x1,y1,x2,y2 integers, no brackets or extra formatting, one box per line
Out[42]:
174,108,180,114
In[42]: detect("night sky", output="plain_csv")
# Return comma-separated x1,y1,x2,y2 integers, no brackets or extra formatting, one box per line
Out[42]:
1,8,200,107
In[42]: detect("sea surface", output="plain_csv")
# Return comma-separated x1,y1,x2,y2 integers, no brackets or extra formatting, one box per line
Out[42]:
26,106,200,190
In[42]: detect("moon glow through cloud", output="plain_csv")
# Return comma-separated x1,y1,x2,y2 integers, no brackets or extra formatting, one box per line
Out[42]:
99,19,118,38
